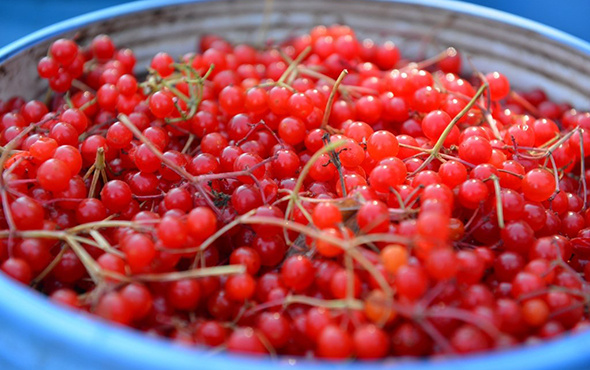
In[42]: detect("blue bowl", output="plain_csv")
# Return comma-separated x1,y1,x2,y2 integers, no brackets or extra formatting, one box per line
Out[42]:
1,1,590,369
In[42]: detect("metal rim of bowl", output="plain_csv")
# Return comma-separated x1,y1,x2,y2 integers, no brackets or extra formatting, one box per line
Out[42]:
0,1,590,369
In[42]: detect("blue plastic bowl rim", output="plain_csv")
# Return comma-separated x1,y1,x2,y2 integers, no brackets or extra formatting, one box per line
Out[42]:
1,1,590,369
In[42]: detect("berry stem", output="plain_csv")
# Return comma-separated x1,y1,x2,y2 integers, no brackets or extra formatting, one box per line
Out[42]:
321,69,348,129
31,244,67,287
237,214,397,298
402,47,457,71
118,114,195,181
323,134,348,197
135,264,246,282
188,209,257,267
398,142,429,153
433,77,501,140
297,67,378,97
431,83,487,155
88,147,106,198
181,134,196,154
424,306,500,339
411,83,487,175
194,181,223,217
63,235,103,284
537,127,579,159
509,91,540,117
439,153,476,168
497,168,523,179
277,46,311,84
417,318,454,353
490,174,505,229
546,154,562,196
0,190,16,238
257,0,274,46
244,295,365,316
350,232,410,248
347,247,394,298
120,113,270,206
548,300,587,320
88,230,126,258
286,294,364,310
285,140,346,218
71,79,95,94
68,220,150,234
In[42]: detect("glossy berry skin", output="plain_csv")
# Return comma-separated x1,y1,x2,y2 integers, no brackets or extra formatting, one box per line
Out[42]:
354,324,390,359
438,160,467,189
37,57,59,78
381,244,409,274
100,180,133,212
227,328,267,355
187,207,217,241
395,265,428,301
76,199,107,224
149,91,174,118
422,110,451,142
91,34,116,60
168,279,201,311
157,216,188,249
522,169,556,202
369,158,406,193
312,203,342,229
458,179,489,209
459,136,492,165
49,39,78,66
230,247,261,275
10,196,44,230
36,158,71,192
281,255,315,293
50,289,80,308
1,258,32,284
315,227,349,257
486,71,510,101
54,145,82,175
357,200,390,233
317,325,353,359
120,233,156,272
367,130,399,160
150,52,175,77
225,273,256,301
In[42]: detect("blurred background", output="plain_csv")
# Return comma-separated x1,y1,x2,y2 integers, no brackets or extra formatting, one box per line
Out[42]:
1,0,590,48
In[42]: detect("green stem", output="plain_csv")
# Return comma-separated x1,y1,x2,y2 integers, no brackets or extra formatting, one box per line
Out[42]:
278,46,311,84
284,140,347,234
430,83,487,156
410,83,487,175
490,175,505,229
135,265,245,282
286,295,364,310
320,69,348,129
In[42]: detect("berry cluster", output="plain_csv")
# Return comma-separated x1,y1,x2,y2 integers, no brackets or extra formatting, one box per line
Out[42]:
1,24,589,359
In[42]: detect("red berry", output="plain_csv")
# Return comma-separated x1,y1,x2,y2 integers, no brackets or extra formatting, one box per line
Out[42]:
486,71,510,101
281,255,315,292
168,279,201,311
1,258,32,284
50,39,78,66
317,325,353,359
187,207,217,241
101,180,133,212
522,169,556,202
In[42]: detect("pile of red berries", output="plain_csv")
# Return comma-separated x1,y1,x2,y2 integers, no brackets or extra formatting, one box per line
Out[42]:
1,24,590,360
